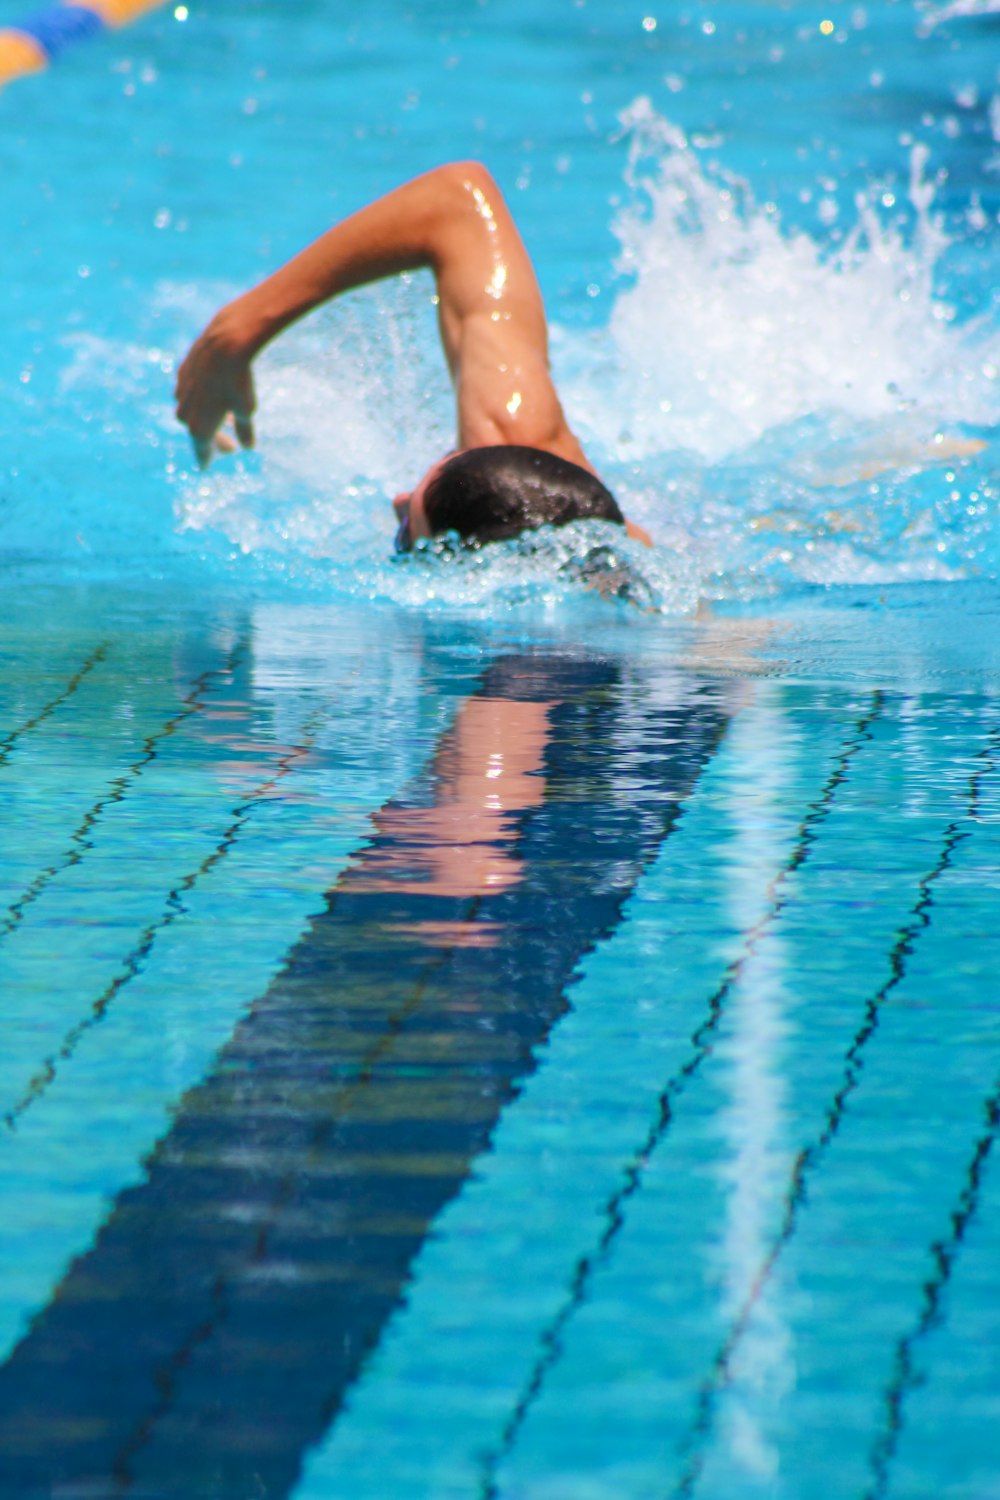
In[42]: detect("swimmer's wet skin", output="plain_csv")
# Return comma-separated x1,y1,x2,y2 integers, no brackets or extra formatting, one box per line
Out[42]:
175,162,653,553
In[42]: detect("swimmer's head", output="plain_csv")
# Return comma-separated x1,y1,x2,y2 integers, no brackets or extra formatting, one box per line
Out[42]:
393,445,625,553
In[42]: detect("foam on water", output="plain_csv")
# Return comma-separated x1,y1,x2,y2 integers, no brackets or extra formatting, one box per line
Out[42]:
554,101,1000,601
566,100,998,463
917,0,1000,32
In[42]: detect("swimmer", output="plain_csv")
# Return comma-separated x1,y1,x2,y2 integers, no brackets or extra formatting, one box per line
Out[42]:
175,161,652,551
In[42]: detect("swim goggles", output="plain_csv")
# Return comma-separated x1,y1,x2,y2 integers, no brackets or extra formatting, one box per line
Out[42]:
393,505,412,554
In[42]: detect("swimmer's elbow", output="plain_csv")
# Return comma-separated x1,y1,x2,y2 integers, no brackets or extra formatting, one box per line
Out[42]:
418,162,510,277
427,160,504,215
435,160,496,191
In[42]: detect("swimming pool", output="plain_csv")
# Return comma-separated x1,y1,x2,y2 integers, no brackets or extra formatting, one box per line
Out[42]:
2,2,999,1496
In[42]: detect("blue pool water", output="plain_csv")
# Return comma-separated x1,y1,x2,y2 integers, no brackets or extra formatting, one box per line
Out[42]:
2,1,1000,1496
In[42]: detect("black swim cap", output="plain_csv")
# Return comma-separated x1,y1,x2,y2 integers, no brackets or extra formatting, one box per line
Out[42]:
422,445,624,545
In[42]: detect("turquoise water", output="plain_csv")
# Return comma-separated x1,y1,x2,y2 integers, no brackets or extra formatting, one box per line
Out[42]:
2,1,1000,1496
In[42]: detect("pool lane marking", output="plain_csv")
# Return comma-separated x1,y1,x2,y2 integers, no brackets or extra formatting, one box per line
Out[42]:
46,821,490,1492
0,661,731,1496
110,719,541,1494
863,1075,1000,1500
0,641,246,946
3,697,329,1132
0,642,109,769
108,884,492,1495
668,721,1000,1500
0,0,165,86
477,689,886,1500
105,685,738,1493
110,666,658,1488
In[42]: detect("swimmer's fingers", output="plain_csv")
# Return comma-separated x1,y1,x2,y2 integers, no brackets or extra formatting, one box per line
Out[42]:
186,416,241,467
175,387,227,468
234,411,255,450
209,417,250,457
189,420,245,465
226,362,257,451
175,318,257,466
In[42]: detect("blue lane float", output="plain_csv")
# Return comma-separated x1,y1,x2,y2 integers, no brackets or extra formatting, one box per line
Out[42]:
0,0,167,86
12,4,105,59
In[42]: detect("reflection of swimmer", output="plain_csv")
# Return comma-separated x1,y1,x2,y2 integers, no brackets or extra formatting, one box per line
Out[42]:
344,692,553,942
175,162,652,554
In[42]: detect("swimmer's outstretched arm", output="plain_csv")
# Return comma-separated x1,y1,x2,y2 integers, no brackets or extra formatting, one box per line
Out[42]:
175,161,581,469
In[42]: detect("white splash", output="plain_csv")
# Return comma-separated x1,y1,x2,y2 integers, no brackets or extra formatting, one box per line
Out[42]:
172,276,454,564
559,98,998,467
917,0,1000,32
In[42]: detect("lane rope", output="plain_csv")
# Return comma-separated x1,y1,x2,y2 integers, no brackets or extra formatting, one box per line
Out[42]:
0,0,167,87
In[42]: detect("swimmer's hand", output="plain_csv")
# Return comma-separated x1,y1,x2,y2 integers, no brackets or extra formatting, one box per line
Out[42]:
625,517,653,548
175,308,257,468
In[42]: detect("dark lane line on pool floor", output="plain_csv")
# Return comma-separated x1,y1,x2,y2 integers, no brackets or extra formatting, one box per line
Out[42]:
3,702,330,1131
670,720,1000,1500
478,689,885,1500
864,1071,1000,1500
0,642,110,769
0,651,732,1500
0,640,247,946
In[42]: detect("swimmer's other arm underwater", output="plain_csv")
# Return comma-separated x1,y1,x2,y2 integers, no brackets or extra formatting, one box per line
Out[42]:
175,162,652,552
